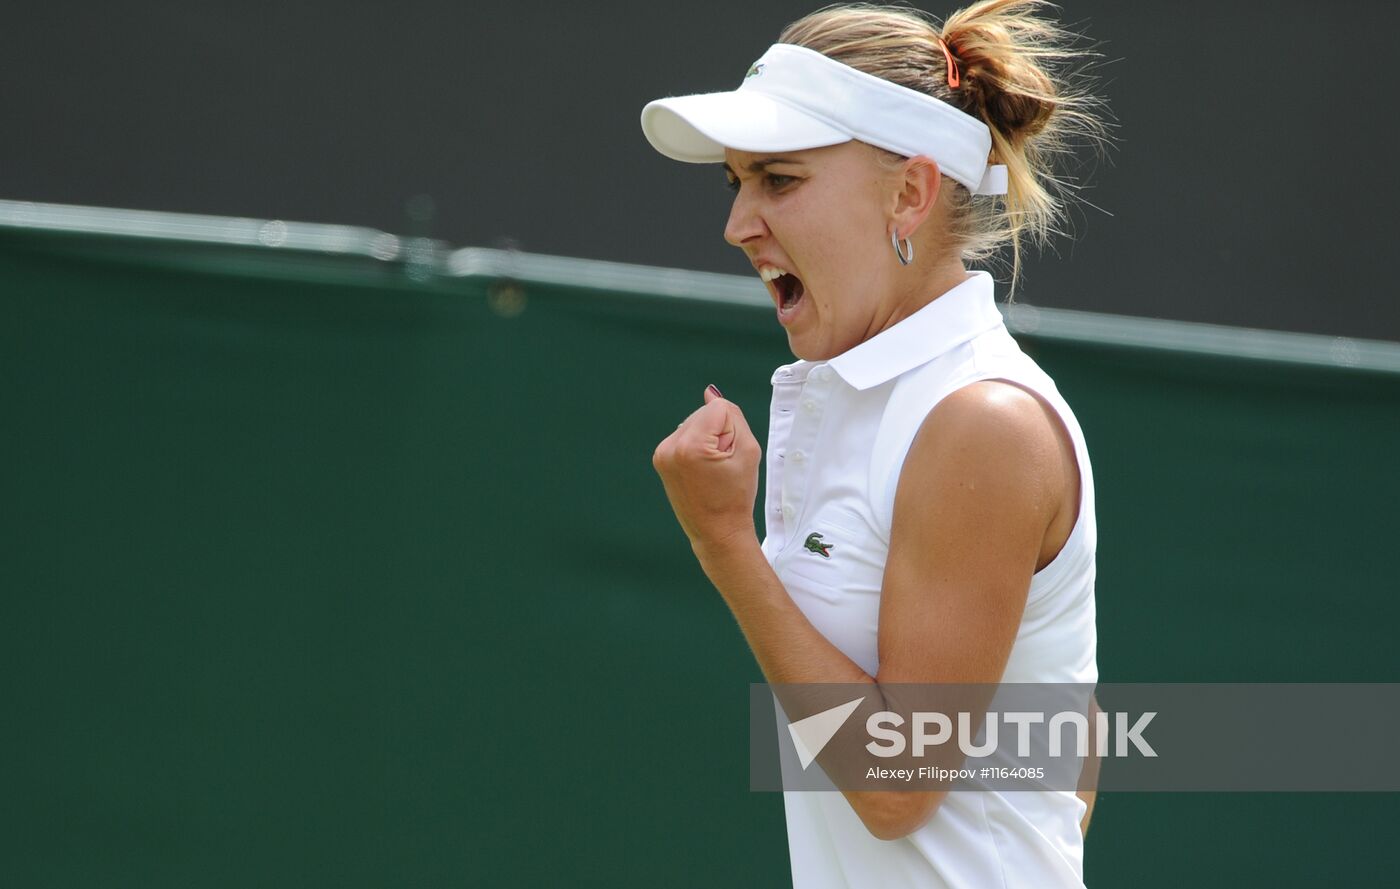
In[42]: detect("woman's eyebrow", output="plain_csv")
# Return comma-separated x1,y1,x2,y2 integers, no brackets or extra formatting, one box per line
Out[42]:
723,157,802,176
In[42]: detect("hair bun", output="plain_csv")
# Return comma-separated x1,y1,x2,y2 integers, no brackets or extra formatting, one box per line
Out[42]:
941,16,1058,141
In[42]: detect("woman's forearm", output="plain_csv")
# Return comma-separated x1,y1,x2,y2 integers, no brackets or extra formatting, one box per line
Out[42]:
691,532,872,687
691,534,952,840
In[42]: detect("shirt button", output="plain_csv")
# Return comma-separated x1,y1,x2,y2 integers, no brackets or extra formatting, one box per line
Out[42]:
781,504,795,521
812,366,832,382
802,398,818,413
790,450,806,464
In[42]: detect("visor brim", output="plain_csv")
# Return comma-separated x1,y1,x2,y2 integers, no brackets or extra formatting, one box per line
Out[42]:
641,91,851,163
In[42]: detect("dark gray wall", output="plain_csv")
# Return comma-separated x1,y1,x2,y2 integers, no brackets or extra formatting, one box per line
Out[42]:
5,0,1398,340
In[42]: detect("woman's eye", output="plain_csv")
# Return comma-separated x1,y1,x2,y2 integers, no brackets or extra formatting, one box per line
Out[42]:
724,174,796,193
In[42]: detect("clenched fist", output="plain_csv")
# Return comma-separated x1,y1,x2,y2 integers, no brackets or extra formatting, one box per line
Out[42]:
652,384,762,550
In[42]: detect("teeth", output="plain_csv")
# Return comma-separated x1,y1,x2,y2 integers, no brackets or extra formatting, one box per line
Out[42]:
759,267,789,282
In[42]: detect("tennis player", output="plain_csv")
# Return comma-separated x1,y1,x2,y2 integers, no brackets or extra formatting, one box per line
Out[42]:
648,2,1108,885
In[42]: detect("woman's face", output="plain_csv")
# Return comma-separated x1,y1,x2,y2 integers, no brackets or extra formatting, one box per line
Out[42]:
723,141,899,361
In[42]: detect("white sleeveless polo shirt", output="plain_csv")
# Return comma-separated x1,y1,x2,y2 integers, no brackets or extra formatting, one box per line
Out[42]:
759,271,1098,889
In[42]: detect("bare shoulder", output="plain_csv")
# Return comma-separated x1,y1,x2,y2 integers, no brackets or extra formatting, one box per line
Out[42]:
911,380,1067,490
898,379,1079,571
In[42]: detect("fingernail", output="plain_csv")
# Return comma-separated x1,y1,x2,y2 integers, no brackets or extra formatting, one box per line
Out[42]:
707,384,724,398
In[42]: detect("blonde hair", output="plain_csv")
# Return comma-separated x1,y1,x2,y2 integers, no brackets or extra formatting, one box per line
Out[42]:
778,1,1111,295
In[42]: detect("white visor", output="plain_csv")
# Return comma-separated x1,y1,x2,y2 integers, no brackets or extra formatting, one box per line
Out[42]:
641,43,1008,196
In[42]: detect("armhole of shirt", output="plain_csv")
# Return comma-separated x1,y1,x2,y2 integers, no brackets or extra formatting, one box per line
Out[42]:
976,373,1095,591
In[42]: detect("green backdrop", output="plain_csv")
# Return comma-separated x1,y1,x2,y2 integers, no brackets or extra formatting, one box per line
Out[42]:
3,203,1398,887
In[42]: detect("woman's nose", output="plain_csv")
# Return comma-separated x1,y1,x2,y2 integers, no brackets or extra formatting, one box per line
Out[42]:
724,189,768,247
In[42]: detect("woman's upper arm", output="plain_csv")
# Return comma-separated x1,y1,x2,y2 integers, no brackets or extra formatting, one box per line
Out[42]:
848,381,1069,840
875,379,1067,687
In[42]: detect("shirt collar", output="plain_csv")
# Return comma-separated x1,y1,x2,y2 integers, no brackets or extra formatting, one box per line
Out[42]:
824,270,1004,391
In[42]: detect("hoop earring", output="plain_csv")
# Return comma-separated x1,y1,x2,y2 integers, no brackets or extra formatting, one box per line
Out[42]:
891,229,914,266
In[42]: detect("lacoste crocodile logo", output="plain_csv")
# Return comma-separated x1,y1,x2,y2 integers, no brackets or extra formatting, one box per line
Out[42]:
745,62,765,79
803,532,834,558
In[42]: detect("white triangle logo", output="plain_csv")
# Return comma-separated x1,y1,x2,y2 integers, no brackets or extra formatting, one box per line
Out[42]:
787,696,865,770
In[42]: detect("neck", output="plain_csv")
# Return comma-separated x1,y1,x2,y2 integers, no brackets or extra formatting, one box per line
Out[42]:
870,259,972,339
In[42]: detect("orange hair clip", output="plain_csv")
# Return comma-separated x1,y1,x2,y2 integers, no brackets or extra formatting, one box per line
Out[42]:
937,38,961,89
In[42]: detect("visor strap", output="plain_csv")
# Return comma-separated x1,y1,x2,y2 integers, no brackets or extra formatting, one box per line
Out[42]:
975,164,1009,196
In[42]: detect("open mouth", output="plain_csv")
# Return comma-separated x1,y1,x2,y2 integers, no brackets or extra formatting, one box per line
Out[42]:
761,267,806,315
776,272,806,310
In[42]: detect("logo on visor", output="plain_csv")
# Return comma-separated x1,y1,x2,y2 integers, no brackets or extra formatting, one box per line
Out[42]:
744,62,765,79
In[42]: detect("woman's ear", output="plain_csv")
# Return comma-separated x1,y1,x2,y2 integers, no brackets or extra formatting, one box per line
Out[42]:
890,155,942,240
